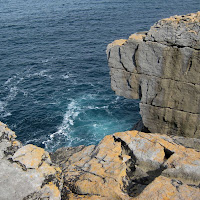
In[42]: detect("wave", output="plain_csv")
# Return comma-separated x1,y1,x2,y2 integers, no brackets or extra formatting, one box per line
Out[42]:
43,99,81,150
61,74,70,79
42,93,126,151
26,69,53,79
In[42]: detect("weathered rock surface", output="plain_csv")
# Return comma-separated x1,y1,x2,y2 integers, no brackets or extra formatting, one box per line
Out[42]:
0,122,62,200
1,121,200,199
107,11,200,138
56,130,200,199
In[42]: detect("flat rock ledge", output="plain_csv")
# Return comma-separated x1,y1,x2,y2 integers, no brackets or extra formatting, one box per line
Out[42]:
107,11,200,138
0,121,200,200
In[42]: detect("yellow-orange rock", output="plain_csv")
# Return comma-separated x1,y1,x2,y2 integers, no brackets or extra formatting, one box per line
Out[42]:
1,121,200,200
12,144,46,169
134,176,200,200
59,130,200,200
0,122,62,200
63,135,131,199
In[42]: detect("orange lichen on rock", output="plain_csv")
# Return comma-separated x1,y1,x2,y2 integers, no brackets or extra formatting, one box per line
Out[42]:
37,162,57,176
162,11,200,24
12,144,45,169
129,33,146,40
61,131,200,199
68,193,109,200
133,176,200,200
111,39,127,46
63,134,131,199
41,182,61,200
107,39,127,51
114,131,166,166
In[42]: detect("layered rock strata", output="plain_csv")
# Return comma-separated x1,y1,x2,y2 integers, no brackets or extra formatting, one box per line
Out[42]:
107,12,200,138
1,122,199,199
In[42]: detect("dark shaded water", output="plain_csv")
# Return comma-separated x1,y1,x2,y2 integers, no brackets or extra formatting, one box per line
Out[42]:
0,0,199,151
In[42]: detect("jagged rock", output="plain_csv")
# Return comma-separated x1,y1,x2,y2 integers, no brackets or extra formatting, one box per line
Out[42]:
60,130,200,199
1,121,200,199
61,136,131,199
145,12,200,49
107,11,200,138
12,144,51,169
50,145,85,167
0,122,62,200
170,135,200,151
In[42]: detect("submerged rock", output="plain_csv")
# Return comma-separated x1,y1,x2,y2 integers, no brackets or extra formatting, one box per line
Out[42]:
107,11,200,138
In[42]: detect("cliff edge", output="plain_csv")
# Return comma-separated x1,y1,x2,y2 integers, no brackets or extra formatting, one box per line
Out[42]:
107,11,200,138
1,12,200,200
1,121,200,200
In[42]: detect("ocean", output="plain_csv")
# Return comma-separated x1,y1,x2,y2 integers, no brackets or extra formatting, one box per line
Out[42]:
0,0,199,151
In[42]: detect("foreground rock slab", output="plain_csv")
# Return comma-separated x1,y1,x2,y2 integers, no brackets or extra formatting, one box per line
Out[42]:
1,121,200,199
54,130,200,199
0,122,62,200
107,11,200,138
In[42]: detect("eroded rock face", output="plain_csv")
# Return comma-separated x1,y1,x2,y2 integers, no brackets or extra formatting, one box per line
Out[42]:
0,122,62,200
107,12,200,138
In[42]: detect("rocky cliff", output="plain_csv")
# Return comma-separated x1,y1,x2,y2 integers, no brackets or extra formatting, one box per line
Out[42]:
107,12,200,138
0,121,200,200
1,12,200,200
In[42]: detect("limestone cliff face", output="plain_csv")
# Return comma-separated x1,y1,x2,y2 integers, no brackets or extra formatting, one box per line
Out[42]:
107,12,200,138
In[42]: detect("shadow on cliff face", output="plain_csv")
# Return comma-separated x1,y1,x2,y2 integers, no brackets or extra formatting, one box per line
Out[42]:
132,119,151,133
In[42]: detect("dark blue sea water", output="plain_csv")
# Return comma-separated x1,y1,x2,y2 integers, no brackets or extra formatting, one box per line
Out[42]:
0,0,199,151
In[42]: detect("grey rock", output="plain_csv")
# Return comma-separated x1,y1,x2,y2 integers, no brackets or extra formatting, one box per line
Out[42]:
145,12,200,49
50,145,85,167
107,12,200,138
0,122,62,200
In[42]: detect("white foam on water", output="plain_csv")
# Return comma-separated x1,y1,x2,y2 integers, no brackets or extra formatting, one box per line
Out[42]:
0,101,6,112
26,69,52,79
86,105,108,110
43,99,81,149
4,77,13,85
1,74,24,118
62,74,70,79
2,112,12,117
0,100,12,118
6,86,18,101
42,94,123,151
41,59,49,63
